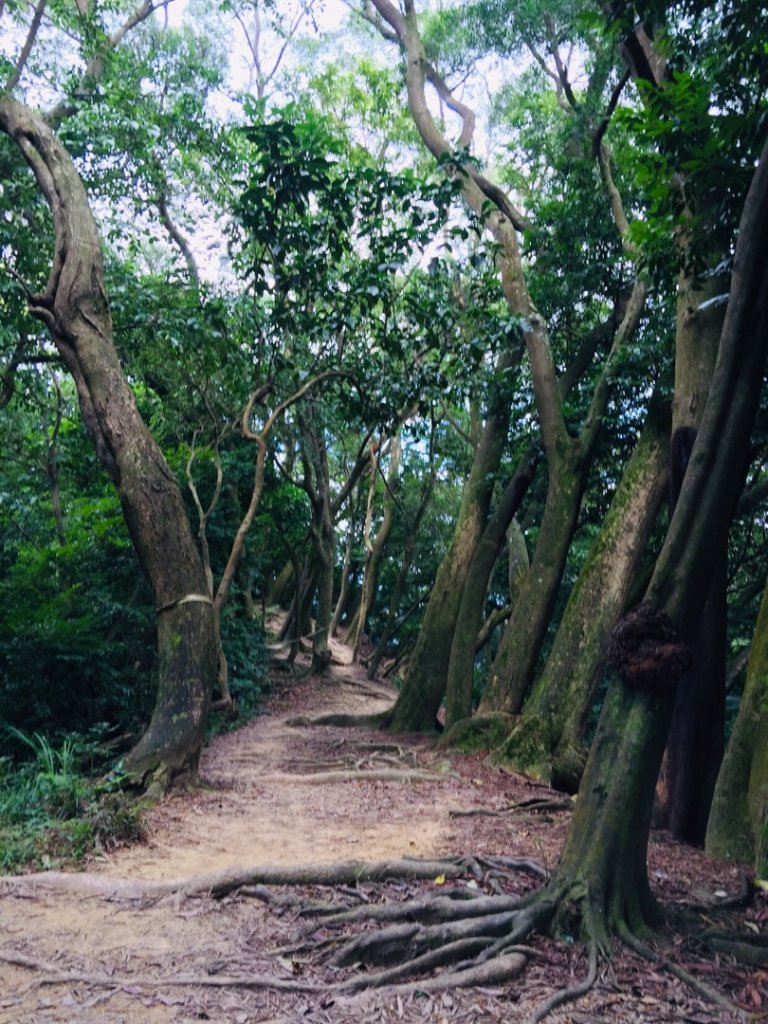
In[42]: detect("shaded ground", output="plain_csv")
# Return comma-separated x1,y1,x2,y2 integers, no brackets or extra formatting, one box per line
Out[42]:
1,633,766,1023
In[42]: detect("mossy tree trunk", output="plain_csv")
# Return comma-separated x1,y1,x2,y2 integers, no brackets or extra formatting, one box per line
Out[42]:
0,95,216,785
378,356,518,732
549,127,768,935
494,393,670,791
443,452,537,728
706,573,768,871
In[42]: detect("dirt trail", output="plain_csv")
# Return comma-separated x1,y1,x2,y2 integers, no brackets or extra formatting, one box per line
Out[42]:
0,633,758,1023
0,635,533,1023
98,639,462,883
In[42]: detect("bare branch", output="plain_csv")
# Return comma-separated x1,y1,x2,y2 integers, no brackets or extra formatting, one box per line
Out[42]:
4,0,47,92
597,142,633,247
544,14,579,111
592,68,630,153
156,187,200,286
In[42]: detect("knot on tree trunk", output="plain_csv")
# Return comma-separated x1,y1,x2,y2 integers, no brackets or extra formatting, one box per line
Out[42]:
608,604,692,694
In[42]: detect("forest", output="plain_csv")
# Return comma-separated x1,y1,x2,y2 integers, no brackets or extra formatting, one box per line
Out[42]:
1,0,767,1017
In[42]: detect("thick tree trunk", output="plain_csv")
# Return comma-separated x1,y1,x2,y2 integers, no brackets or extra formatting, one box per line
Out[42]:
478,455,586,714
656,270,728,842
549,130,768,934
0,95,216,783
495,395,669,791
706,574,768,870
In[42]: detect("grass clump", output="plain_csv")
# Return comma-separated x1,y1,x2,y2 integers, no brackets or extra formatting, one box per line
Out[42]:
0,725,146,873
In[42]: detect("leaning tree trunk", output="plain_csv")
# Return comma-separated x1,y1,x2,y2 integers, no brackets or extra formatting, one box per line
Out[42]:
494,393,670,792
479,278,649,717
0,95,216,785
376,352,518,732
547,129,768,938
706,572,768,871
656,269,728,843
443,451,537,728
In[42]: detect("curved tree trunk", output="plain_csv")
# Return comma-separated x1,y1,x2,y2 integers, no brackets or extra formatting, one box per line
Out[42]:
495,394,670,790
0,95,216,784
479,279,649,718
367,0,647,736
706,572,768,871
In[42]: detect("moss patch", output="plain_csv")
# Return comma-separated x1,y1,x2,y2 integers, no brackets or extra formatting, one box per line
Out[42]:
440,712,516,753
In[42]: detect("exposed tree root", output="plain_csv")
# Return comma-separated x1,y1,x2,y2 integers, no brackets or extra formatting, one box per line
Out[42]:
616,920,746,1016
0,856,499,900
343,950,530,997
261,768,453,784
450,796,574,818
701,931,768,966
523,940,598,1024
0,951,322,994
3,856,751,1021
303,889,523,931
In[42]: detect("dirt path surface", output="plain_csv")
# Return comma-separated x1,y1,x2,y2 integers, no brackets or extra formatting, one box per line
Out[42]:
1,635,765,1023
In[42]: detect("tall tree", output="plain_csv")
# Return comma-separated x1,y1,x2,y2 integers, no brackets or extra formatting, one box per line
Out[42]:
0,96,216,786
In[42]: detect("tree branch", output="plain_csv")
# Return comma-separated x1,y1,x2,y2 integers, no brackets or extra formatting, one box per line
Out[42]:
4,0,47,92
156,186,200,286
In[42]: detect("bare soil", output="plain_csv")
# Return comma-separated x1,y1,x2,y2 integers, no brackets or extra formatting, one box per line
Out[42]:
1,632,766,1023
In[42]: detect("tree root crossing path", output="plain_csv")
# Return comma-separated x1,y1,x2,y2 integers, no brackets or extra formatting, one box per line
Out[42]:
0,637,761,1024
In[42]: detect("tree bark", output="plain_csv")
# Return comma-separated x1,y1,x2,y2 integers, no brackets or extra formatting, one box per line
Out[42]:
656,270,728,842
494,394,670,791
443,452,536,728
706,573,768,871
350,435,401,660
479,279,649,717
0,95,216,783
550,127,768,935
377,352,518,732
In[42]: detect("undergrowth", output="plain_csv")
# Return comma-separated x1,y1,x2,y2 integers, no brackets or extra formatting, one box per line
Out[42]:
0,725,146,874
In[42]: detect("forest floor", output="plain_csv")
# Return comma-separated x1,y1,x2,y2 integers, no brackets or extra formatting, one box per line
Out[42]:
0,624,766,1024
